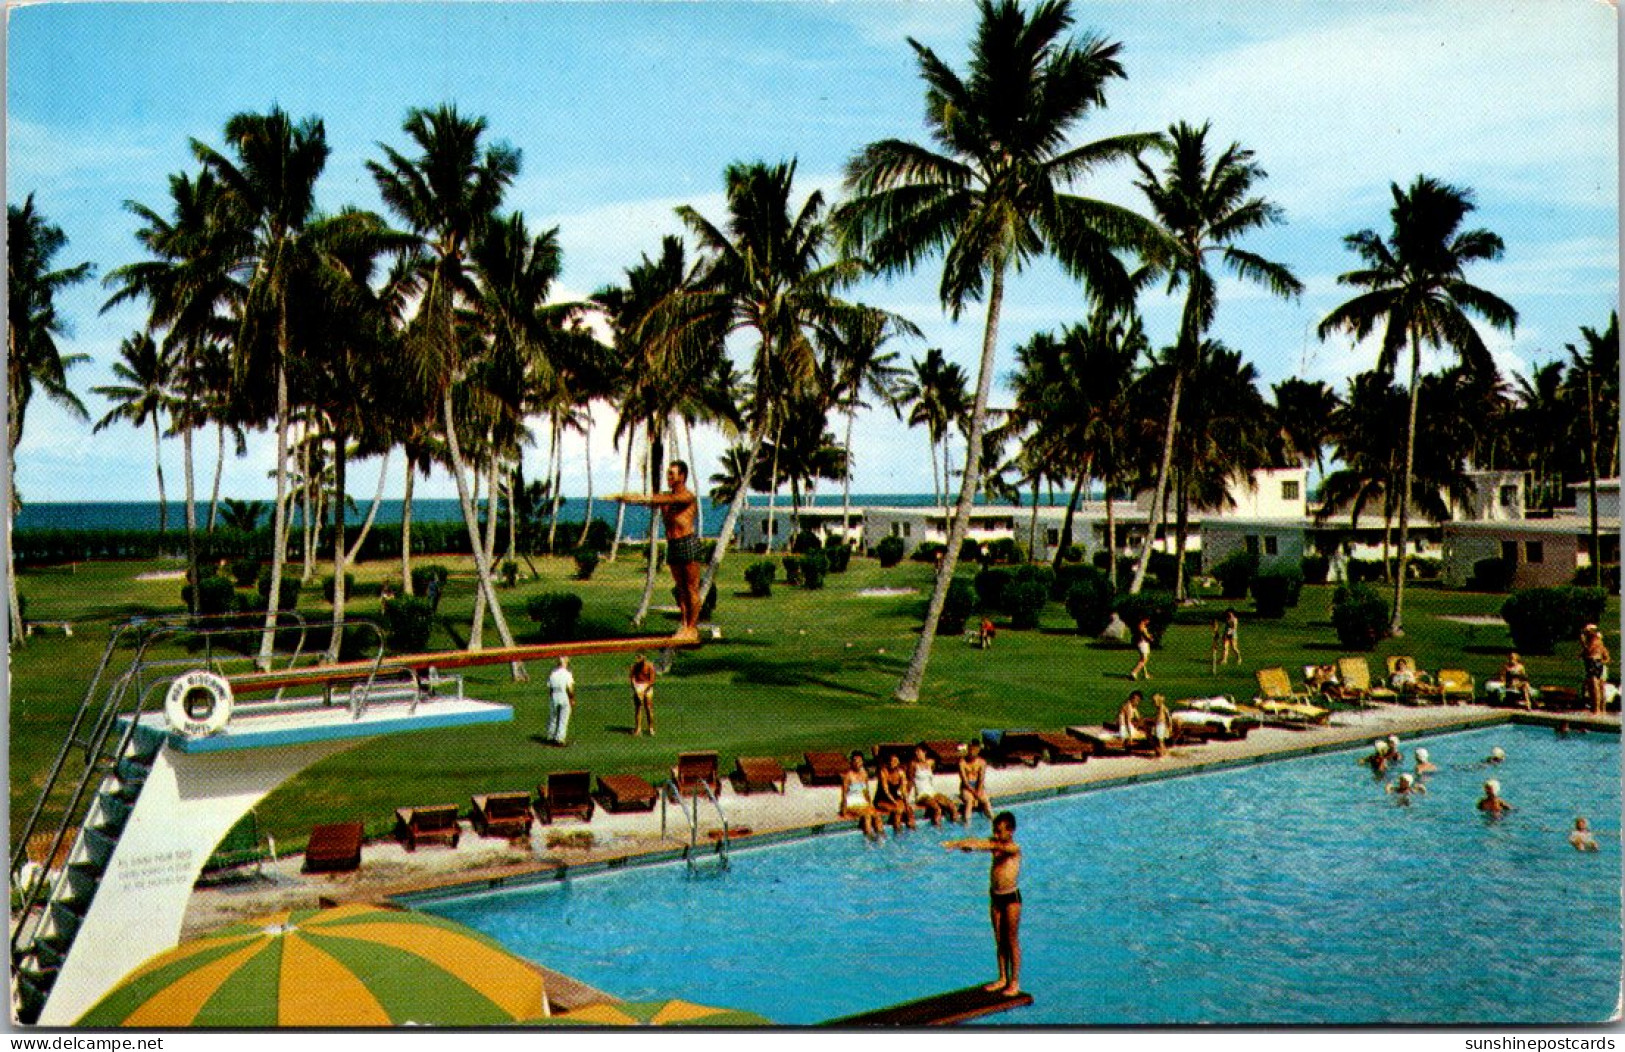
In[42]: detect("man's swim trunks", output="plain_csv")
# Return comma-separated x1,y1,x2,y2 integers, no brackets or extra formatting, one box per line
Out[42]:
668,533,703,566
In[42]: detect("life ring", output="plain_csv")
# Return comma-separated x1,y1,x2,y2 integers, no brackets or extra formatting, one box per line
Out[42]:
164,670,234,737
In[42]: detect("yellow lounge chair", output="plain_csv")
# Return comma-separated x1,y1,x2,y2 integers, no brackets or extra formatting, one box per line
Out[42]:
1337,657,1398,705
1249,667,1330,726
1436,668,1476,705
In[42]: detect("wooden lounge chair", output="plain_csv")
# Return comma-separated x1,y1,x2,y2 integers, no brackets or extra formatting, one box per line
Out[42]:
394,805,461,851
596,773,658,812
1336,656,1398,705
470,792,534,840
733,756,788,795
1004,730,1089,764
1066,725,1158,757
537,771,596,824
1535,685,1584,711
1436,668,1476,705
871,742,915,771
673,751,722,797
919,740,964,773
987,730,1045,767
302,821,363,874
1170,708,1251,742
801,751,848,787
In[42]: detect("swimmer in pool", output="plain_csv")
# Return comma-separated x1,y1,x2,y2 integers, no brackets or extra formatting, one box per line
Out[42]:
1485,746,1506,765
1414,748,1437,776
945,811,1023,998
1387,772,1426,801
1477,779,1512,816
1569,817,1599,852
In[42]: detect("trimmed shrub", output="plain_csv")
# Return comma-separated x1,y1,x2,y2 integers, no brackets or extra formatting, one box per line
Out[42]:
411,564,451,596
230,558,261,588
500,560,520,587
526,592,583,641
744,561,777,597
783,556,804,586
800,550,830,590
974,567,1012,611
1113,591,1177,642
1212,551,1260,600
876,535,906,568
1053,562,1100,601
1501,586,1609,655
1010,562,1056,599
959,538,984,563
255,569,302,612
938,577,977,637
1572,564,1622,594
1332,584,1388,650
986,537,1024,564
182,575,238,617
1470,557,1513,593
911,541,946,563
381,595,434,652
1300,553,1329,586
1251,566,1305,618
1005,580,1047,630
791,529,822,554
1064,569,1115,636
822,543,852,573
321,573,357,604
573,550,600,580
1061,543,1084,563
1346,558,1385,584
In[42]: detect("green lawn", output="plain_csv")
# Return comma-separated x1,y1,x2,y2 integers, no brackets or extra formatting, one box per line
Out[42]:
10,552,1614,851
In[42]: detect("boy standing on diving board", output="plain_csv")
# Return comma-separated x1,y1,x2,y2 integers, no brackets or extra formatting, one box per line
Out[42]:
611,460,703,642
945,811,1023,997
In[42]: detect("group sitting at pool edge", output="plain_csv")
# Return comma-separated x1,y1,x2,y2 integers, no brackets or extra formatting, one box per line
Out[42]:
840,743,996,840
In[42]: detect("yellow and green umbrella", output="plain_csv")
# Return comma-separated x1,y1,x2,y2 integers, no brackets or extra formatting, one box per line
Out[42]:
78,903,548,1028
542,999,770,1027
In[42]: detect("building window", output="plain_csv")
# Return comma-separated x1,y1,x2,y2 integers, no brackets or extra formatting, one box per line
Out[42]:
1046,528,1060,546
1264,535,1279,556
1281,480,1300,501
1245,535,1260,555
1502,540,1519,564
1500,485,1519,509
1525,541,1544,564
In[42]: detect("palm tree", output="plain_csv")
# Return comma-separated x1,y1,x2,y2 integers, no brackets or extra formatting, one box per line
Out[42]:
193,107,330,665
219,497,265,532
898,349,971,508
7,194,94,639
818,306,914,542
1317,175,1516,633
92,332,176,534
1271,378,1341,482
368,104,527,675
835,0,1166,702
1127,121,1303,594
1564,312,1619,586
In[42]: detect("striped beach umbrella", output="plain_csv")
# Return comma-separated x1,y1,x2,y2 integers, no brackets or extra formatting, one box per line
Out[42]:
77,904,548,1027
541,999,770,1027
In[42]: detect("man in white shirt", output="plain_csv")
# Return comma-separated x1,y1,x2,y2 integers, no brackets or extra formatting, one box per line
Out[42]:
546,656,576,746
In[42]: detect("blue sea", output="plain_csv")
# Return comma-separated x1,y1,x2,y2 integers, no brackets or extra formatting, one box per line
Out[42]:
13,492,1075,536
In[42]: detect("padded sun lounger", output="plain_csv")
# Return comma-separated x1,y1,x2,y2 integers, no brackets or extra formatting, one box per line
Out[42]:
1003,730,1088,764
1337,657,1398,704
801,751,848,787
733,756,788,795
394,805,461,851
1436,668,1476,705
1067,725,1157,756
596,774,658,812
302,821,363,874
470,792,534,839
1171,710,1251,741
673,751,722,797
538,771,596,824
920,740,964,773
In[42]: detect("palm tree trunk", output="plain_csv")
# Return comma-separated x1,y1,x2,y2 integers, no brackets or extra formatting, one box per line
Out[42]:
152,415,168,538
696,425,767,607
610,434,633,562
182,421,199,615
1027,478,1039,563
257,359,291,669
470,450,504,651
327,430,348,663
686,420,704,540
1584,367,1602,587
632,426,665,627
895,263,1006,704
7,463,21,645
345,449,390,566
1052,474,1086,571
764,426,781,552
400,456,416,596
506,471,518,563
577,417,595,550
842,401,857,546
1130,367,1183,594
1106,488,1118,591
1391,334,1422,634
207,421,225,532
442,394,526,680
546,418,564,553
1173,470,1190,602
300,435,316,583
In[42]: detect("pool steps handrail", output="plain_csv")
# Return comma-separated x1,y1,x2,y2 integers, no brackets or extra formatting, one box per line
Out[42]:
659,778,730,869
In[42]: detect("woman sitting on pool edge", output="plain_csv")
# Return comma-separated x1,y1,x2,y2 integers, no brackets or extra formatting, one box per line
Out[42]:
839,751,884,841
873,752,915,832
910,744,959,827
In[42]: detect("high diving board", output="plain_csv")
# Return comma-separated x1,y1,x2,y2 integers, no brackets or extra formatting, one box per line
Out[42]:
827,984,1034,1026
226,635,698,695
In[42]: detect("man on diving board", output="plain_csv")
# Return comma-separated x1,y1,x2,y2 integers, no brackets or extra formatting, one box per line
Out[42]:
611,460,703,643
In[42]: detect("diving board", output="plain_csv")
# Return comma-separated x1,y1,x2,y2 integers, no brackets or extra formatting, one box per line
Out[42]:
827,984,1034,1026
226,635,698,694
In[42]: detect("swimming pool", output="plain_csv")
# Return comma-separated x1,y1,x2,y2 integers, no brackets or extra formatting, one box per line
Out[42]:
416,724,1620,1024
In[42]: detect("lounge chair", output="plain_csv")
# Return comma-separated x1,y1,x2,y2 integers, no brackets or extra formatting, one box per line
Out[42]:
1173,696,1257,741
801,751,848,787
470,792,534,840
919,740,964,773
1336,656,1398,705
1248,668,1331,726
983,729,1044,767
673,751,722,797
394,805,461,851
1066,725,1158,757
1001,730,1088,764
1436,668,1476,705
733,756,787,795
302,821,363,874
537,771,596,824
596,774,657,812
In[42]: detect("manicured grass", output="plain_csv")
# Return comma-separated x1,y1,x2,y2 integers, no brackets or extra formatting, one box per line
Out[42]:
9,552,1615,852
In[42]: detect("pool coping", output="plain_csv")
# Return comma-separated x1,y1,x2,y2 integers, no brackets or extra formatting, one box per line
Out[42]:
390,707,1617,910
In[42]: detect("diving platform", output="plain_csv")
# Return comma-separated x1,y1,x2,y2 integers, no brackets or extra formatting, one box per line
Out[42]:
828,984,1034,1026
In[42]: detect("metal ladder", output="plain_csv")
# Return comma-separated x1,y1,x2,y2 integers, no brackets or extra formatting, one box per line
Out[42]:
660,779,730,869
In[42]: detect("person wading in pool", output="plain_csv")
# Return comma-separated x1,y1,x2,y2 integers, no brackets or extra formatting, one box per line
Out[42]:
945,811,1023,998
612,461,703,642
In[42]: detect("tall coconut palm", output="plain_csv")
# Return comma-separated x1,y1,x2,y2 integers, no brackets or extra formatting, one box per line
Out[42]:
193,108,330,665
835,0,1166,702
1270,378,1341,483
1317,176,1516,633
1127,121,1303,594
1564,312,1619,586
898,349,971,508
7,195,94,639
92,332,176,534
818,306,914,542
368,104,527,675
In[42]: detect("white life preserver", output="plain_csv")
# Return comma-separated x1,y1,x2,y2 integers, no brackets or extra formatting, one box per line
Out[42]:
163,670,234,737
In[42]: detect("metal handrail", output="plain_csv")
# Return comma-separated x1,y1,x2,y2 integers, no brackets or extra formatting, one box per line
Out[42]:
658,778,730,868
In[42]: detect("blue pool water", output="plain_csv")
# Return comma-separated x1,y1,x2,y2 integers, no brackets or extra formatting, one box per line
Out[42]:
419,725,1621,1025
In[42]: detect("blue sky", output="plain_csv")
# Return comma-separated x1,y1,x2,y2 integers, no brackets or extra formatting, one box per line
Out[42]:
8,0,1618,504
